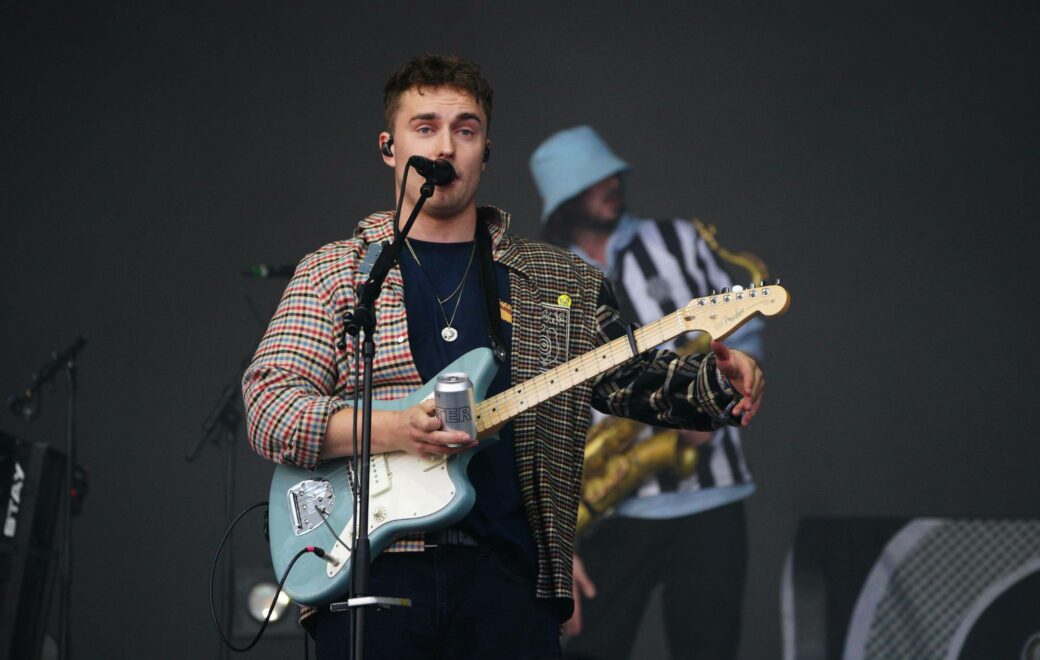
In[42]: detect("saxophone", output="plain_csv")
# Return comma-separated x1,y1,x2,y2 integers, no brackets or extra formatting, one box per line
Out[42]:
575,218,768,536
577,418,697,534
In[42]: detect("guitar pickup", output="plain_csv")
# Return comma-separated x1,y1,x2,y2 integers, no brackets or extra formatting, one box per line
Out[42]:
369,455,392,497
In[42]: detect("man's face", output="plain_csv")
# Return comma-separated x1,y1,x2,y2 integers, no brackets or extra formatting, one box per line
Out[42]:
579,174,624,226
380,86,488,222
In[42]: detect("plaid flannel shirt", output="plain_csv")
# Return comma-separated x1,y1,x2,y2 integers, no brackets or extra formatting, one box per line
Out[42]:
242,207,739,604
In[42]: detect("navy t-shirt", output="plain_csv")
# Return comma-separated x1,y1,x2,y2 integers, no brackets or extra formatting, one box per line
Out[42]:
399,237,537,571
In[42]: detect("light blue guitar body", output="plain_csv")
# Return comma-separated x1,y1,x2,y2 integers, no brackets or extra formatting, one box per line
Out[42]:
268,348,498,607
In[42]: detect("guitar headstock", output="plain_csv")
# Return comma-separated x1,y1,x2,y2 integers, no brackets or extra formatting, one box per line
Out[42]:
680,281,790,341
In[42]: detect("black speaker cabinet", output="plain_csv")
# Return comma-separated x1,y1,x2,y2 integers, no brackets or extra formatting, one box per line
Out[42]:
0,430,66,660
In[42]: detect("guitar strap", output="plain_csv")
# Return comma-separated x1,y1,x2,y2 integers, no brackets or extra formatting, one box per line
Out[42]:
475,218,507,365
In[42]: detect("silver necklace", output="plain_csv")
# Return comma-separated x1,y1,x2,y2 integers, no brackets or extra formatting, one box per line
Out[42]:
405,239,477,342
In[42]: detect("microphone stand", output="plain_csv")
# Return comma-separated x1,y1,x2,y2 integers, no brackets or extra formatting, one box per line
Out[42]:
7,335,88,660
335,177,436,660
187,358,250,660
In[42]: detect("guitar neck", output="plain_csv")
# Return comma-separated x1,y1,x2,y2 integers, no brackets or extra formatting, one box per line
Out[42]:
473,310,685,434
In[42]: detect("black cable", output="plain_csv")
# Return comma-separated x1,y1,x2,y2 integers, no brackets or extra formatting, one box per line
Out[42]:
209,501,324,653
316,504,352,551
351,341,362,554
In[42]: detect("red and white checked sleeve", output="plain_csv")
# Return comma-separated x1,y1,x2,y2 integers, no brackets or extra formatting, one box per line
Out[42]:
241,251,350,469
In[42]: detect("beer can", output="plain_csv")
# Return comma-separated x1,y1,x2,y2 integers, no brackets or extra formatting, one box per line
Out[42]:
434,372,477,447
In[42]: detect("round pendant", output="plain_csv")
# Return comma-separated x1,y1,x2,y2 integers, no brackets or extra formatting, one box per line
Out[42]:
441,326,458,342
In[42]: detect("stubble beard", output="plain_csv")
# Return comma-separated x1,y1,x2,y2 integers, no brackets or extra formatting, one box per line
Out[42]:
574,204,625,235
423,186,473,220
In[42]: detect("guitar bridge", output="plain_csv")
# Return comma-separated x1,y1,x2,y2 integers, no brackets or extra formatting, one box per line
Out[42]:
287,479,336,536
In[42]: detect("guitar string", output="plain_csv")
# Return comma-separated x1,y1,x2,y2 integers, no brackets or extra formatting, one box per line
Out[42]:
291,294,759,535
294,317,671,524
292,334,670,544
335,290,760,441
296,340,665,543
481,308,687,426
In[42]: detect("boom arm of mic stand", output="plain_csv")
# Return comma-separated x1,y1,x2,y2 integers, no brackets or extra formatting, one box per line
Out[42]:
186,382,239,462
343,180,434,341
8,336,88,422
188,349,255,462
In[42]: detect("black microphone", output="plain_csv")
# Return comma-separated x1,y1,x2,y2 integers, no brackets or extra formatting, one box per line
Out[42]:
407,156,456,185
242,263,296,278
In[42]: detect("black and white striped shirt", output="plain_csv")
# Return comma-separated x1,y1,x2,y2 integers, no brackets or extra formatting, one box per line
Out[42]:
575,214,764,518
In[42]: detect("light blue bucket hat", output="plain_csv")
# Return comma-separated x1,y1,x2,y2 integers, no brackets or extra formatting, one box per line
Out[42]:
529,125,630,221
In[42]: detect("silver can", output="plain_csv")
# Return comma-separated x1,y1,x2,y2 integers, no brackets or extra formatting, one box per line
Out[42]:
434,372,477,447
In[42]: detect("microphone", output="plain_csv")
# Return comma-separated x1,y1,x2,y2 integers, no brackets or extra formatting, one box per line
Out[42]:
242,263,296,278
407,156,456,185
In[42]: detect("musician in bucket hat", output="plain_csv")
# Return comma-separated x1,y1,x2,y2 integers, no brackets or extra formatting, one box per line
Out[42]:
531,125,767,660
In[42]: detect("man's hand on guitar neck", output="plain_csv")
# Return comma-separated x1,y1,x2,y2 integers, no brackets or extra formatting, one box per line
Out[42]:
320,399,478,460
711,339,765,426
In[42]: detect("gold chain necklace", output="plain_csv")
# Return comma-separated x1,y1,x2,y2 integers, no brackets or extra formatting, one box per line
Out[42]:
405,239,477,342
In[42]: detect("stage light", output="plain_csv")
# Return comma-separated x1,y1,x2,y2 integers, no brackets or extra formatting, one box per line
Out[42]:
233,567,301,641
246,581,291,623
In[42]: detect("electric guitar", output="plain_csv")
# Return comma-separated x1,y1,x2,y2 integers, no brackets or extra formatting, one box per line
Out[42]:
268,283,790,605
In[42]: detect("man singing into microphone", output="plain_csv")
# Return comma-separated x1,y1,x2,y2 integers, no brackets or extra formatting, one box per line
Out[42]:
242,54,765,659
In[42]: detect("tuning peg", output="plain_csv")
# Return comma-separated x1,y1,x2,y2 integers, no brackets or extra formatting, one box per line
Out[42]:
711,289,717,296
773,278,782,285
721,287,730,294
759,281,766,287
732,285,743,292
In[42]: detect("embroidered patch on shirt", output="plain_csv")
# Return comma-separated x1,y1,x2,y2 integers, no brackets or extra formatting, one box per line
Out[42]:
537,303,571,367
556,294,572,308
500,300,513,324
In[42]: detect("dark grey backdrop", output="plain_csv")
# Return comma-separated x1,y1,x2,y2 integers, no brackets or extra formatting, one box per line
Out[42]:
2,2,1038,658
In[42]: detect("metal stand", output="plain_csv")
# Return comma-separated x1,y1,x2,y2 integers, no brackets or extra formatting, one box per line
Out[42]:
59,359,76,660
187,377,243,660
335,178,437,660
7,335,88,660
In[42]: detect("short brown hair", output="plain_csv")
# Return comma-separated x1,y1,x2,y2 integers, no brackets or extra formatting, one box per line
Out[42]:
383,54,494,133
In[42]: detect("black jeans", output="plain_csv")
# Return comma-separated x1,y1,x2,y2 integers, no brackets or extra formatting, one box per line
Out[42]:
313,544,561,660
564,500,748,660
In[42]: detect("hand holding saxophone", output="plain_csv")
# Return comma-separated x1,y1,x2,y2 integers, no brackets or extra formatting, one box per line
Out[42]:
711,339,765,426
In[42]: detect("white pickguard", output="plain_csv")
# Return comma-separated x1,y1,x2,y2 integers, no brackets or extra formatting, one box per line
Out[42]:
325,451,458,577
